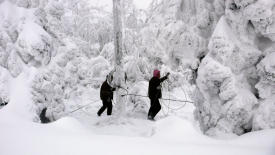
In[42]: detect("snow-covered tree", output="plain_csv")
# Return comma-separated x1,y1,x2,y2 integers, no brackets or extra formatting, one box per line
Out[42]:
253,47,275,130
96,16,114,51
0,0,112,123
193,0,275,137
139,0,214,70
113,0,127,118
137,0,274,137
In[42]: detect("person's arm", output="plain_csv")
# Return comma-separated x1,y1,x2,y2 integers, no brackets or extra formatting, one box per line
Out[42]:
107,85,116,100
160,72,170,83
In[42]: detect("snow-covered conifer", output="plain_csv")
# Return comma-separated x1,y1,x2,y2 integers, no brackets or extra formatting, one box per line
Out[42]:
193,15,263,136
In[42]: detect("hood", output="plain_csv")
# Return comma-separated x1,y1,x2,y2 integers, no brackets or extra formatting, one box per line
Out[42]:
153,69,160,78
106,69,115,86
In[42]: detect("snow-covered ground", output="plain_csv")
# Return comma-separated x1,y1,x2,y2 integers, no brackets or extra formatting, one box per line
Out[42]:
0,71,274,155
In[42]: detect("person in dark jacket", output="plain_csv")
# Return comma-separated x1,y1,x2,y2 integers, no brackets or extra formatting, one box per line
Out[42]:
148,69,169,121
97,73,116,116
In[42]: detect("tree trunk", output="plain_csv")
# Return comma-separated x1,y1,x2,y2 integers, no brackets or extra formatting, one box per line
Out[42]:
113,0,126,117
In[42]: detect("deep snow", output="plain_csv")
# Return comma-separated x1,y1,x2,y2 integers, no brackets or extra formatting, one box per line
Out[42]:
0,71,274,155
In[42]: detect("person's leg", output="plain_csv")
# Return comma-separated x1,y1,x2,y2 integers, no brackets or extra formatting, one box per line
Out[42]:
97,100,107,116
107,101,113,115
151,99,161,118
148,99,155,118
148,99,158,118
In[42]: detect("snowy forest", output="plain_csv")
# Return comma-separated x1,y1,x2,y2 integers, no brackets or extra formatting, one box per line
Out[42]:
0,0,275,154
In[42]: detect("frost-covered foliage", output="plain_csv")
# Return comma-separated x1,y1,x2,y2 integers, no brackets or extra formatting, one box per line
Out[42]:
212,0,275,44
0,1,57,122
126,81,150,115
253,49,275,130
253,95,275,130
96,17,114,51
28,66,66,122
100,42,114,62
16,19,52,66
140,0,216,70
193,0,275,137
146,0,275,137
0,67,10,104
100,31,151,83
124,56,151,82
0,1,52,76
194,16,261,136
28,37,110,122
160,65,191,91
255,50,275,100
0,0,112,122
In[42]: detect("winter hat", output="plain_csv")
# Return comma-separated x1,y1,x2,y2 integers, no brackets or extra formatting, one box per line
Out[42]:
153,69,160,78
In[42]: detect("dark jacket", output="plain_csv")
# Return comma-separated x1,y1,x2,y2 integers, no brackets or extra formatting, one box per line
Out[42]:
148,76,167,100
100,80,113,101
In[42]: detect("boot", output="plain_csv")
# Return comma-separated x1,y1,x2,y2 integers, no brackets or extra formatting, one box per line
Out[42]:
147,115,155,121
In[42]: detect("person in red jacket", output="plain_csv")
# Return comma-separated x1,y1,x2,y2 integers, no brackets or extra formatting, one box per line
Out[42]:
97,73,116,116
148,69,169,121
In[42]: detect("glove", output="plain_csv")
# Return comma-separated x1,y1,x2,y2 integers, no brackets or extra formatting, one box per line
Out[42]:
166,72,170,76
157,86,162,90
111,88,116,91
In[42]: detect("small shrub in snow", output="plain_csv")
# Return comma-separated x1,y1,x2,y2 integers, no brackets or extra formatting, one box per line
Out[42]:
126,81,150,114
8,50,23,77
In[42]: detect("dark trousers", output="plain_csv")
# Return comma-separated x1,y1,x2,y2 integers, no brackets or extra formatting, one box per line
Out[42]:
148,99,161,118
97,100,113,116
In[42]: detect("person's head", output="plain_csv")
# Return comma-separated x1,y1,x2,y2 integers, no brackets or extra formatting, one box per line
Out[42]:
106,74,113,85
153,69,160,79
106,69,115,86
